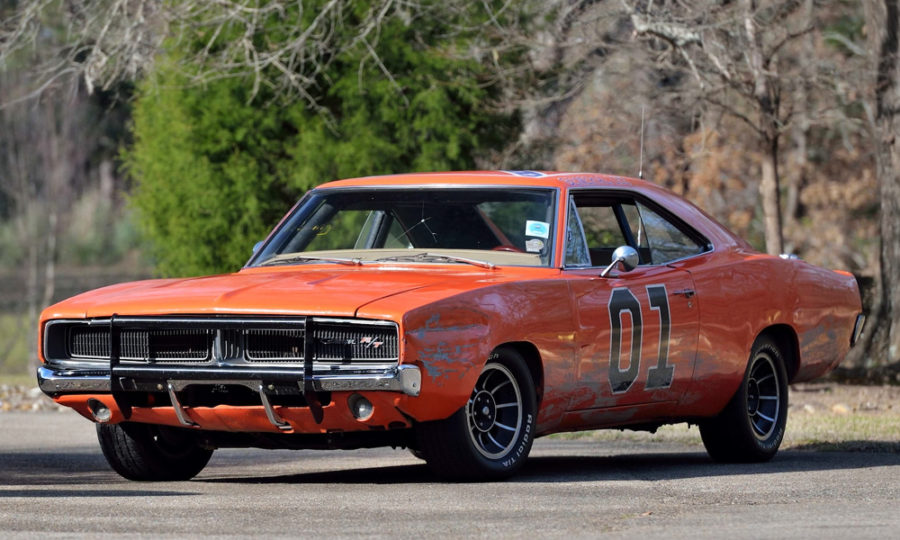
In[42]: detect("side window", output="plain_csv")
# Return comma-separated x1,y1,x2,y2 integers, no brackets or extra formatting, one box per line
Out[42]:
568,197,628,267
621,204,650,252
565,198,590,266
635,202,705,264
566,192,707,267
579,205,627,250
353,211,413,249
384,217,413,248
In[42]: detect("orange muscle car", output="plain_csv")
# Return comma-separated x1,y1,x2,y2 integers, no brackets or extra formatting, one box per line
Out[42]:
37,171,864,481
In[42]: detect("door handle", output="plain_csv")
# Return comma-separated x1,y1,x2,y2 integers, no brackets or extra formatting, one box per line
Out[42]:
672,288,695,298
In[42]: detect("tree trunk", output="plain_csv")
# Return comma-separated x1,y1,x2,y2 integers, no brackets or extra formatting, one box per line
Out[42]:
24,215,40,374
36,209,58,370
784,0,814,234
742,0,784,255
865,0,900,367
876,0,900,365
759,137,784,255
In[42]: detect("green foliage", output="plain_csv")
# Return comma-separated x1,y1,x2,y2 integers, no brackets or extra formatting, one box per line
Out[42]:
126,65,294,276
824,12,865,56
126,2,517,276
0,220,24,267
0,312,29,374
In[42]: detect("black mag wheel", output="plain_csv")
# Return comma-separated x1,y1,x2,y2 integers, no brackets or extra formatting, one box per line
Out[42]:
700,336,789,463
746,350,782,441
97,422,213,481
416,348,537,481
467,362,524,460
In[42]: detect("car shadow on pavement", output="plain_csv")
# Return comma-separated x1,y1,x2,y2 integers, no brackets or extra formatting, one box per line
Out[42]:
198,449,900,485
0,451,199,497
0,450,132,489
201,463,433,485
0,451,111,486
516,449,900,483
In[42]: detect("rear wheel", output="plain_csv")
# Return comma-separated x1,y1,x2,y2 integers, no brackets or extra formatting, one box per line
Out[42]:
700,336,788,462
416,348,537,480
97,422,213,481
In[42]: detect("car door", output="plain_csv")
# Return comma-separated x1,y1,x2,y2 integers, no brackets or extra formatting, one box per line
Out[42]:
563,192,705,410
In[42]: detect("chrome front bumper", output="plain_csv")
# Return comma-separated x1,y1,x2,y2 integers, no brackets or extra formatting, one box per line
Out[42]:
37,365,422,397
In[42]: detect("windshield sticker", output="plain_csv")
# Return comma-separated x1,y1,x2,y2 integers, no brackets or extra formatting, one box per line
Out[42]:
525,220,550,239
525,239,544,253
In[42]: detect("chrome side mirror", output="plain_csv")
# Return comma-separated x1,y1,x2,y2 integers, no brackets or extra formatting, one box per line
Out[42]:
600,245,639,277
252,241,264,254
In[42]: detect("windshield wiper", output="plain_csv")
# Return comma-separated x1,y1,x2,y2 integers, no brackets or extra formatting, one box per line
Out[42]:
425,253,496,269
375,252,495,270
259,255,362,267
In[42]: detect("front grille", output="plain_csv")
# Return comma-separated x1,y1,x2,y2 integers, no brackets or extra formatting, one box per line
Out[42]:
53,317,398,366
222,329,241,360
69,327,110,358
315,323,398,361
70,327,211,362
128,329,211,362
246,328,305,361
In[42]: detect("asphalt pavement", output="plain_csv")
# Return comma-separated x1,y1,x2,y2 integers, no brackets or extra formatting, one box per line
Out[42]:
1,411,898,538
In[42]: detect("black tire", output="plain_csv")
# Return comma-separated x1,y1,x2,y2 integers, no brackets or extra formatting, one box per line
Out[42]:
700,336,789,463
97,422,213,481
416,347,537,481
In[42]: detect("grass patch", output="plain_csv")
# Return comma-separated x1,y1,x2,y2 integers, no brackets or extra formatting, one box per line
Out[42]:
784,411,900,452
0,312,30,375
0,373,35,386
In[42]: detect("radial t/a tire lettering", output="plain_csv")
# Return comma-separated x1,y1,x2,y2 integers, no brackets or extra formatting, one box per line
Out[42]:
97,422,213,481
699,336,789,463
416,347,537,481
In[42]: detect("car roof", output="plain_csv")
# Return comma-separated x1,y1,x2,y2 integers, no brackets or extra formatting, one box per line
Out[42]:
313,170,750,252
315,171,655,190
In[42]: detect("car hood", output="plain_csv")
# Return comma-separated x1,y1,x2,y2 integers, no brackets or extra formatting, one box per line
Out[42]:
44,267,507,319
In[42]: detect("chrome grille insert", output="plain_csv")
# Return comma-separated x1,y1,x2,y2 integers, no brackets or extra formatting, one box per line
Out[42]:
246,329,305,361
68,327,110,359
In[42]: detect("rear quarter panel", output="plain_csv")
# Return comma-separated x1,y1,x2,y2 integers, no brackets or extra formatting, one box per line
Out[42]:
790,264,861,381
673,250,860,417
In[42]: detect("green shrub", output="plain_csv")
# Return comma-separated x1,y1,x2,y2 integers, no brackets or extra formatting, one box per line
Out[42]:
126,2,517,277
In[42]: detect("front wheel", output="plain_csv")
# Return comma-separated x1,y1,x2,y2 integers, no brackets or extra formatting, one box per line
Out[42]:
416,348,537,480
97,422,213,481
699,336,789,463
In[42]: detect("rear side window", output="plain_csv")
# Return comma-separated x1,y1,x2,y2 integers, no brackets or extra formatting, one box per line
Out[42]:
635,201,705,263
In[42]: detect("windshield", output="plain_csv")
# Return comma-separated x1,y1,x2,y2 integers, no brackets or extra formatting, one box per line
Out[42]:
250,188,557,268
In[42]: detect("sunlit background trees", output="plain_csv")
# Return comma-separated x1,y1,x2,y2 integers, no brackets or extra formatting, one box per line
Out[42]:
0,0,896,379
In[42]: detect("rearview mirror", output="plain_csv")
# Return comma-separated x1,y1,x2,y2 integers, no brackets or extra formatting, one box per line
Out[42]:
600,245,639,277
252,241,264,254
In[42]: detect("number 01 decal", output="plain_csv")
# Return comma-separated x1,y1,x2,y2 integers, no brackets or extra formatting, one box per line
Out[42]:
608,285,675,394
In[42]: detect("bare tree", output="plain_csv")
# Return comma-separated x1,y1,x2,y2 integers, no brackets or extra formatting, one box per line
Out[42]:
0,0,502,111
621,0,825,255
0,71,88,371
861,0,900,370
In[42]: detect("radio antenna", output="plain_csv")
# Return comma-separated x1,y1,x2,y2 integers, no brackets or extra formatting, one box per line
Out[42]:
638,106,645,180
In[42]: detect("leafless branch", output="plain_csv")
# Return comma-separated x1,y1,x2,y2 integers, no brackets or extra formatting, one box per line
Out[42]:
1,0,499,108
